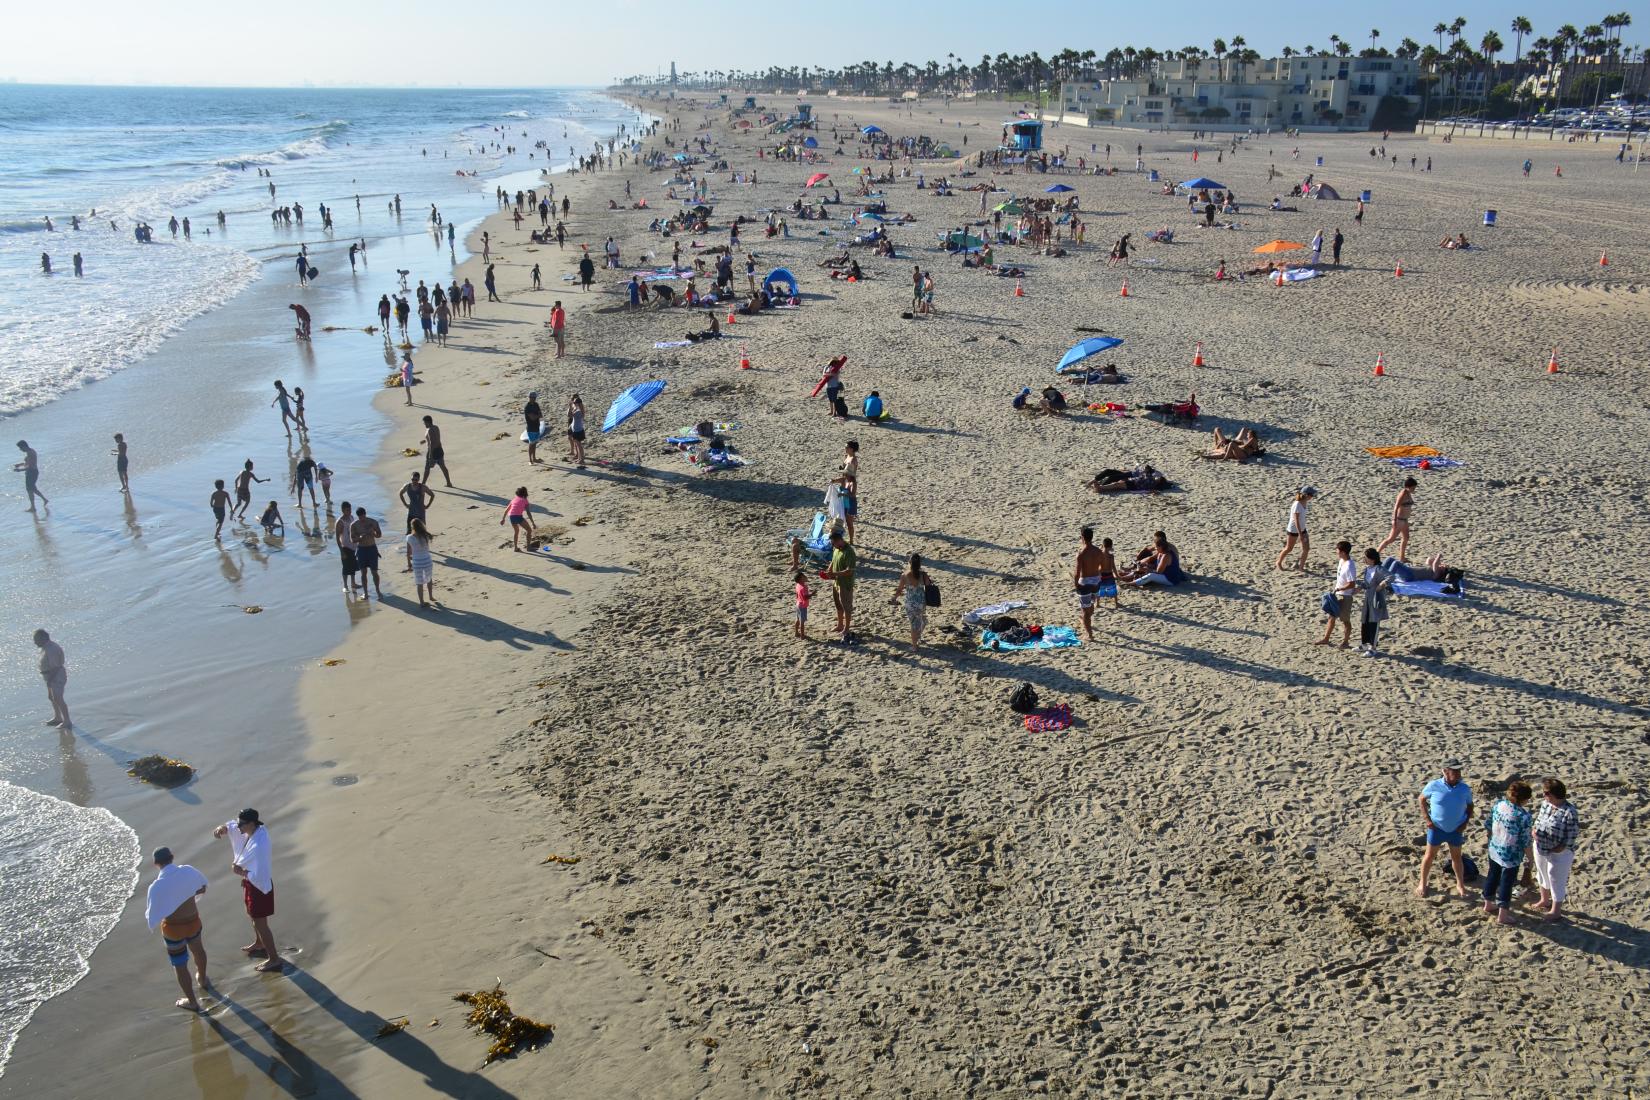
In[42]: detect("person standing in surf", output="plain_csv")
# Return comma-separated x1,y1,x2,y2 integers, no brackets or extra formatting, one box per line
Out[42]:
145,847,210,1011
213,809,284,973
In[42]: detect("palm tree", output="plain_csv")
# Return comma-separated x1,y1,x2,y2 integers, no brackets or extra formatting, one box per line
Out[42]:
1335,40,1353,59
1370,28,1380,55
1230,36,1247,81
1398,38,1421,61
1480,31,1503,112
1434,22,1449,52
1510,17,1533,108
1212,38,1226,81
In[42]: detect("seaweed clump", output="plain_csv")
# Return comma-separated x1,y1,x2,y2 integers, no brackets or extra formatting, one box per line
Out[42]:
128,755,195,788
452,985,551,1064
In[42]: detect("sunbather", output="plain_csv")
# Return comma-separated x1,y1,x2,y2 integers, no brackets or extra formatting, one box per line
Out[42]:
1383,554,1457,583
1439,233,1471,250
1204,426,1264,461
684,312,721,342
1088,465,1169,493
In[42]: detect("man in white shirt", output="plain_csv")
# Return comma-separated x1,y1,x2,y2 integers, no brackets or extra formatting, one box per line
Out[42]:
1314,540,1358,648
145,847,210,1009
213,808,284,973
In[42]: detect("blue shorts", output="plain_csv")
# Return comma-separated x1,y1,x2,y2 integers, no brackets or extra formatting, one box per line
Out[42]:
1427,826,1465,848
796,606,807,623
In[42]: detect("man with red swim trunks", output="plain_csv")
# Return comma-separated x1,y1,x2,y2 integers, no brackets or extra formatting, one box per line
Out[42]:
213,807,285,973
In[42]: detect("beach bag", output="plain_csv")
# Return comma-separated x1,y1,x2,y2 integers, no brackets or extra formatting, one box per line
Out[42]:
1008,682,1039,713
1320,592,1341,616
924,580,941,608
1461,854,1480,884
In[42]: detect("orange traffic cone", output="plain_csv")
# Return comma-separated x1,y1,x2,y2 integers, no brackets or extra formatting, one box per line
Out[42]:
1120,280,1130,298
726,311,736,325
1192,342,1205,368
739,344,751,370
1014,280,1025,297
1394,260,1404,278
1599,251,1609,267
1373,353,1386,377
1547,348,1560,374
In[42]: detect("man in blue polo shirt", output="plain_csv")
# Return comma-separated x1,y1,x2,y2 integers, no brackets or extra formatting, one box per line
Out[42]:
1417,759,1474,898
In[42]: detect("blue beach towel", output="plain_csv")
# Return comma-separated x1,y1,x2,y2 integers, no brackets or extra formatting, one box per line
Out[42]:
979,626,1082,651
1389,457,1465,470
1391,579,1465,600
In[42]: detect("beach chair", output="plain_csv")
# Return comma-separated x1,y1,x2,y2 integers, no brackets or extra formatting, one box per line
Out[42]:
784,511,832,564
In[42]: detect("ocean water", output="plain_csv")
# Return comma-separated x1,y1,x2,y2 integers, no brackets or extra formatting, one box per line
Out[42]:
0,782,140,1072
0,83,644,1080
0,84,627,415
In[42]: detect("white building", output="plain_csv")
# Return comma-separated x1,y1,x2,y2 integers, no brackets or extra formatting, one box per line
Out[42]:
1059,55,1422,131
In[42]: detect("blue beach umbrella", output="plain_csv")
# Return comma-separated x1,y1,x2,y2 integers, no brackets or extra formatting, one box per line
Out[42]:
1178,177,1226,190
861,125,883,135
1045,184,1075,193
603,379,668,433
1057,336,1123,373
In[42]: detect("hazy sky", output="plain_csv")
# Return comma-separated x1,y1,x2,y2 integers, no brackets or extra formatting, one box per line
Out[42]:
0,1,1625,87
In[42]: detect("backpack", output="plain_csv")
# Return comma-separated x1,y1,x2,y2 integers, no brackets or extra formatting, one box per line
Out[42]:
923,580,941,608
1008,682,1039,713
988,615,1021,633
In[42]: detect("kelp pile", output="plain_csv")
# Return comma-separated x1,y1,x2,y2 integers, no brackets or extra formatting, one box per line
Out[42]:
452,985,551,1064
128,755,194,787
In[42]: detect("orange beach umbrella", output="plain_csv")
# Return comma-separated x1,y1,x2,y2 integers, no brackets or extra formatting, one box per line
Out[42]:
1252,239,1305,253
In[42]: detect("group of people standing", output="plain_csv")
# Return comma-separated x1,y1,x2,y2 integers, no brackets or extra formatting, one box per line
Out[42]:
143,808,286,1012
1418,762,1581,925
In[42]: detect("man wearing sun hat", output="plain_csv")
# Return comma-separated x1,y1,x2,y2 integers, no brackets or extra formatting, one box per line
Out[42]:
1417,761,1474,899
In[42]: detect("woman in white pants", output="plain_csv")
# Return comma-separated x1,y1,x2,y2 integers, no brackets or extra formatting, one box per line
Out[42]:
1531,777,1580,923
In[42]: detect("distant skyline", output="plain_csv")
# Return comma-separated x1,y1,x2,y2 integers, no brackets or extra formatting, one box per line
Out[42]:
0,1,1631,88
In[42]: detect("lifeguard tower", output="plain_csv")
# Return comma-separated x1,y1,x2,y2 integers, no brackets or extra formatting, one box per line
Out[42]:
1001,119,1043,154
795,103,815,123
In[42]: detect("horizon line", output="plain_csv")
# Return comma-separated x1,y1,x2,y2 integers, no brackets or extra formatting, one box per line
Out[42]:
0,80,610,92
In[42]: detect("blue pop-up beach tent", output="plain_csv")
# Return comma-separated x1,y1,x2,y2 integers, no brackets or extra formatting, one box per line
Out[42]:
763,268,799,297
1178,177,1226,190
862,125,883,135
1045,183,1075,193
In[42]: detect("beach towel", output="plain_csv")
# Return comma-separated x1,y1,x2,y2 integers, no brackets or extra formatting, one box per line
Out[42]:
1282,268,1319,282
962,600,1029,626
224,822,273,895
980,625,1082,651
1365,445,1441,459
1392,579,1466,600
653,340,693,349
145,864,209,931
1390,457,1465,470
665,435,703,446
1024,704,1073,732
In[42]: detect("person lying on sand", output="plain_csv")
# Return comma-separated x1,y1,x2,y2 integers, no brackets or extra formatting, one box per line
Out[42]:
1203,427,1264,461
1384,554,1460,584
1439,233,1471,250
1270,197,1299,212
1088,466,1170,493
818,252,852,268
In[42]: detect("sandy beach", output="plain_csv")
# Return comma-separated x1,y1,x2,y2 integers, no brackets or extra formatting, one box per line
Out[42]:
9,90,1650,1098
